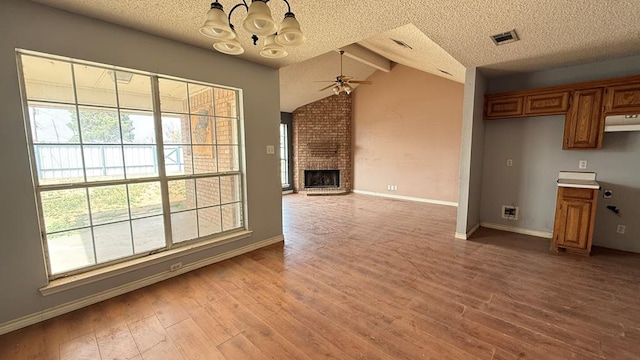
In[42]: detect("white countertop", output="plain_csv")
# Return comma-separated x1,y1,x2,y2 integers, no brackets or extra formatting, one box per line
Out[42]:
557,171,600,189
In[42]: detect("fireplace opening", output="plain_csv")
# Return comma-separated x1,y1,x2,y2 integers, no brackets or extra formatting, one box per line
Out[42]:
304,170,340,188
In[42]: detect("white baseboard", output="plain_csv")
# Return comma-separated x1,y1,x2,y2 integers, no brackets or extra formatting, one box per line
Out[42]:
0,235,284,336
480,222,552,239
353,189,458,207
455,222,480,239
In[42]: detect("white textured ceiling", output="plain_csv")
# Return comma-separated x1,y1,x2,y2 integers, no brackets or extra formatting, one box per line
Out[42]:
359,24,465,83
31,0,640,110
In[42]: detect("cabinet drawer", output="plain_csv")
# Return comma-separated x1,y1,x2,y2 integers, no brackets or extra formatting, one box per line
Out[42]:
524,91,570,115
560,187,594,200
485,96,524,119
605,83,640,113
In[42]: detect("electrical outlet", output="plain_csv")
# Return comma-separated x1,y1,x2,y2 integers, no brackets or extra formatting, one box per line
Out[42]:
170,262,182,272
579,160,588,169
501,205,519,220
506,159,513,167
393,185,398,191
387,184,391,190
617,225,626,234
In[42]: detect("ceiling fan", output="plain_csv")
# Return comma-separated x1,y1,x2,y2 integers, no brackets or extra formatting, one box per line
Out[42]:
318,50,372,95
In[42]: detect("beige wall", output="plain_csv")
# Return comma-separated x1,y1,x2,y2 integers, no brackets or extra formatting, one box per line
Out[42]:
352,64,464,203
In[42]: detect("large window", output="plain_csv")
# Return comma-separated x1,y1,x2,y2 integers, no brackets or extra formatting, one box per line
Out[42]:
18,51,245,278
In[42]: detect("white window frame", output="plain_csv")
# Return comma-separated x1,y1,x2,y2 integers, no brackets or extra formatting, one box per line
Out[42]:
17,50,248,280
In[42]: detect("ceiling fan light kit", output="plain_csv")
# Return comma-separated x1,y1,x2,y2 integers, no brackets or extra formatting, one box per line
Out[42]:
200,0,305,58
320,50,372,95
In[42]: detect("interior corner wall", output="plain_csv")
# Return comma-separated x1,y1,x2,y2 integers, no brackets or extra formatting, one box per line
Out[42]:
352,64,464,203
456,67,487,237
0,0,281,326
481,54,640,253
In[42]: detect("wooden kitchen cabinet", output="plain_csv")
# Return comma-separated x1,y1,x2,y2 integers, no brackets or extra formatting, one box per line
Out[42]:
563,88,604,150
485,95,524,119
553,187,598,255
484,73,640,150
524,91,570,115
604,83,640,114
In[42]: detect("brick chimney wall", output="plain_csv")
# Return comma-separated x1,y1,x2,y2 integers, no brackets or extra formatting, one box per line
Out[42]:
292,94,352,192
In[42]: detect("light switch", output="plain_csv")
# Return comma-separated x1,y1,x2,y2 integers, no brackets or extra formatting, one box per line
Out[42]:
506,159,513,167
266,145,275,154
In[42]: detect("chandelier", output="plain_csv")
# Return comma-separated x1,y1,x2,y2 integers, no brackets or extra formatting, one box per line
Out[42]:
200,0,306,58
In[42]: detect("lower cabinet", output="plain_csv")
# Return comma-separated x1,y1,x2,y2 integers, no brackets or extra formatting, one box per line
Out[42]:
552,187,598,255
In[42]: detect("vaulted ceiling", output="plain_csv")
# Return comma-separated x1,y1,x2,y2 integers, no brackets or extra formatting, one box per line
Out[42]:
31,0,640,112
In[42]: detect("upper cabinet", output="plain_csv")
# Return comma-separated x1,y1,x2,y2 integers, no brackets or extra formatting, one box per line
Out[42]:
524,91,570,115
604,83,640,114
563,88,604,150
485,96,523,118
484,74,640,150
485,91,569,120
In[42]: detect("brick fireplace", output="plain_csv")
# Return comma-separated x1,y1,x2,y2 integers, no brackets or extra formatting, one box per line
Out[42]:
292,94,352,193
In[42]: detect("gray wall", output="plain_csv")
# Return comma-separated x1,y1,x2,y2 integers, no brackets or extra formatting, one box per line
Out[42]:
456,68,487,236
0,0,282,325
481,55,640,252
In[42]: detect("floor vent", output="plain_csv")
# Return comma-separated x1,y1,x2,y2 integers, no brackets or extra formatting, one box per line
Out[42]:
491,30,519,45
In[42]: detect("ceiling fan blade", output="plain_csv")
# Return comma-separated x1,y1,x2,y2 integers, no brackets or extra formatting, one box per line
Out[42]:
339,75,353,81
315,80,336,83
319,83,336,91
349,80,373,84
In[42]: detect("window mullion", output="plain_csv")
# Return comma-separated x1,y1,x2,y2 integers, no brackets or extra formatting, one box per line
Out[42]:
151,76,173,248
113,71,136,255
69,64,99,266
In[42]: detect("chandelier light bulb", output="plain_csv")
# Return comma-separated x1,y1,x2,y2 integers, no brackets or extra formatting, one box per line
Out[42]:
275,13,306,47
200,2,235,40
213,31,245,55
260,34,288,58
243,0,278,36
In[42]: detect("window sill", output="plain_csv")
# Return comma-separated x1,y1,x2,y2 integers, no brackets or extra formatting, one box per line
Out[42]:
282,189,294,195
40,230,253,296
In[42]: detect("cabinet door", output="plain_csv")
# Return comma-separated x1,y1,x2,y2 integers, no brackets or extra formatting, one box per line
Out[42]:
524,91,570,116
485,96,524,119
604,83,640,114
555,199,592,250
563,88,604,150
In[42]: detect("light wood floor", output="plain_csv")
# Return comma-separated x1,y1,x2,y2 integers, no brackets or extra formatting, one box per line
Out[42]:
2,193,640,359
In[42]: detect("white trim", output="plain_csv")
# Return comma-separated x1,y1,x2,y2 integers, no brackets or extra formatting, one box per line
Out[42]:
480,222,552,239
455,222,480,239
353,189,458,207
282,190,294,195
1,234,283,336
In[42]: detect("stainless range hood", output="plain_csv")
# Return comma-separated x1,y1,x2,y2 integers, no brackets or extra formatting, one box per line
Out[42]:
604,114,640,132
